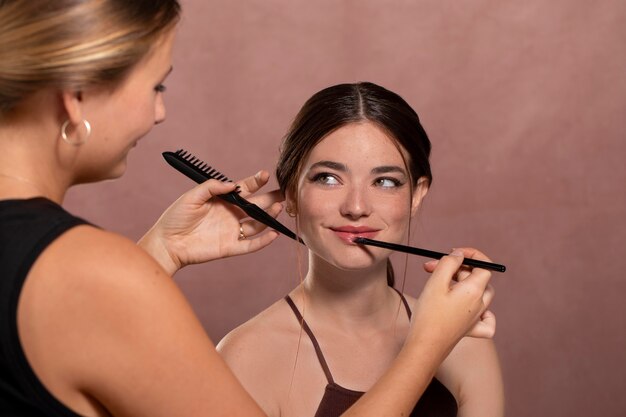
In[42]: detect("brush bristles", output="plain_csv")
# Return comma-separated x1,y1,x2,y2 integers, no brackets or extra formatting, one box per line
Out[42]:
175,149,232,182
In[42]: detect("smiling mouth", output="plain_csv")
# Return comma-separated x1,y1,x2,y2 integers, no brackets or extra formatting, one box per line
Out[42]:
330,227,380,243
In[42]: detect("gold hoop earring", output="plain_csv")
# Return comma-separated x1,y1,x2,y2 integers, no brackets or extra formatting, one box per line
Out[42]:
61,119,91,146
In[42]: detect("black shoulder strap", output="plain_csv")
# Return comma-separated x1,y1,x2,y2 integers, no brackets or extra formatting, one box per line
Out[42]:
284,295,335,384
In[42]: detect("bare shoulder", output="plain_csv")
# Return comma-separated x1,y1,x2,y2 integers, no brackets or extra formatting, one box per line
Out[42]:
21,223,192,366
24,224,173,313
24,224,170,312
217,297,297,414
217,298,295,366
438,337,504,416
34,224,163,278
439,336,500,381
19,225,233,415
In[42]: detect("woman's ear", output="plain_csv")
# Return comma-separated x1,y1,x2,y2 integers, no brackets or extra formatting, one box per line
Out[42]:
410,176,429,217
60,90,84,125
285,189,298,217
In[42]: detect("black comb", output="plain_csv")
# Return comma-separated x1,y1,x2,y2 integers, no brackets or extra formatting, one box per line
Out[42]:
163,149,231,183
162,149,302,242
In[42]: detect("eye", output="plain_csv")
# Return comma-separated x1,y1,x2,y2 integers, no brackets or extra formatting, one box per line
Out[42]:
154,84,167,93
311,173,341,186
374,177,403,189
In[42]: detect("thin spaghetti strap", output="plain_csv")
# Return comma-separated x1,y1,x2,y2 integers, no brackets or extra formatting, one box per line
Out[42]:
284,295,335,384
391,287,413,320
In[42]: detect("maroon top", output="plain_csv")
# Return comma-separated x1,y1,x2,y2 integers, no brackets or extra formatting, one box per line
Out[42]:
284,292,458,417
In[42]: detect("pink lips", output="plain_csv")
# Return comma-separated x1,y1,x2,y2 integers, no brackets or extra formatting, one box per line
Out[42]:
330,226,379,244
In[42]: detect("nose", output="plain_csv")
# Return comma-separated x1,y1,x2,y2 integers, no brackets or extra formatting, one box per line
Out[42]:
339,184,372,219
154,94,166,125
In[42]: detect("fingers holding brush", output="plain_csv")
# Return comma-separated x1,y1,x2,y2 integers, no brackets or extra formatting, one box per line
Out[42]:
139,174,283,274
235,170,286,211
235,170,271,196
416,247,497,340
423,247,493,279
235,219,280,254
449,248,496,339
235,200,283,243
231,170,285,246
423,247,496,310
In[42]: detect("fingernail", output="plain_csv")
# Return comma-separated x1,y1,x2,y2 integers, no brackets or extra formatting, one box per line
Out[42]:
450,249,464,257
425,260,437,267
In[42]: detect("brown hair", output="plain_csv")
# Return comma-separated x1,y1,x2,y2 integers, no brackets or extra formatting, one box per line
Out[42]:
0,0,181,116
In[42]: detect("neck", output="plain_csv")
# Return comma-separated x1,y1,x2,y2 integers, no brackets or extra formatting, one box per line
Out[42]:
0,174,63,202
298,252,398,324
0,106,70,203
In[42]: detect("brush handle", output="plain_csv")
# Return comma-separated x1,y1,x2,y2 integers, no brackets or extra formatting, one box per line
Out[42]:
353,237,506,273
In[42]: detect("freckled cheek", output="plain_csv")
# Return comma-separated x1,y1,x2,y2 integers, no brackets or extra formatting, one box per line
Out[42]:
298,187,328,211
298,200,336,224
377,198,412,228
296,189,338,236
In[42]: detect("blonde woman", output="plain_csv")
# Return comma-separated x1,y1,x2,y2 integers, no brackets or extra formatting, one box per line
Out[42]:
1,2,495,416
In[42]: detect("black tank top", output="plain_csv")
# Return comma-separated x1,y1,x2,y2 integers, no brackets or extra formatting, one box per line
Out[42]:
0,198,89,417
285,293,458,417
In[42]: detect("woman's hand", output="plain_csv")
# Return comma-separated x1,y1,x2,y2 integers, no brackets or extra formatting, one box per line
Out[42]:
138,170,283,275
343,248,496,417
410,247,496,350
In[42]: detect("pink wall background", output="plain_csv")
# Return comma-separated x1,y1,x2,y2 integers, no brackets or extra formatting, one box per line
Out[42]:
65,1,626,416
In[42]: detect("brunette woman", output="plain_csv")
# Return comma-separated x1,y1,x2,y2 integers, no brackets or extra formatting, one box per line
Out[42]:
218,82,503,417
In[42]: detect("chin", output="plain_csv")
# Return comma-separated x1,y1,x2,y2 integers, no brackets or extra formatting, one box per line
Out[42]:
317,250,383,272
75,161,128,184
334,264,379,273
105,156,130,178
109,165,127,179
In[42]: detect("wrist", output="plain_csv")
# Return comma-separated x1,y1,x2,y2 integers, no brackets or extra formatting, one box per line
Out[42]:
404,325,459,366
137,228,181,276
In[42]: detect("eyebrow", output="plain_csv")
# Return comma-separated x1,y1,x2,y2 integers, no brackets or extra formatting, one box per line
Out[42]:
371,166,407,176
308,161,407,176
309,161,347,172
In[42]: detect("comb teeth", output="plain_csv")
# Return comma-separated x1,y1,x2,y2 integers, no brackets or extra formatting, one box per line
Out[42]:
175,149,232,182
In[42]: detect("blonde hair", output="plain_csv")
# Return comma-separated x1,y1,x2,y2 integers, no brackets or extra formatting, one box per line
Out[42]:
0,0,181,115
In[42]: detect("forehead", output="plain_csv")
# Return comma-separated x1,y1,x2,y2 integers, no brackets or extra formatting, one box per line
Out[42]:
120,29,175,83
304,122,406,167
139,29,175,71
